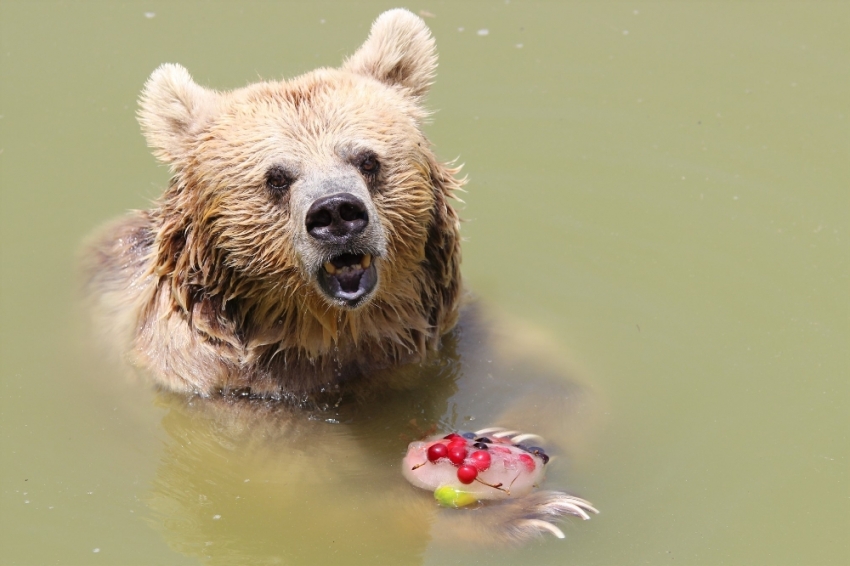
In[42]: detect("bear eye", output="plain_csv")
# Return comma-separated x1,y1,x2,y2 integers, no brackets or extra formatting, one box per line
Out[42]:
266,165,293,193
358,153,380,177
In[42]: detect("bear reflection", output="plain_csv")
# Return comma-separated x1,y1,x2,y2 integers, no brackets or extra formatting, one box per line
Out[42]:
145,306,594,563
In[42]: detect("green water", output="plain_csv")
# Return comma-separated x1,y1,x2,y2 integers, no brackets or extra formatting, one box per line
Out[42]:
1,1,847,565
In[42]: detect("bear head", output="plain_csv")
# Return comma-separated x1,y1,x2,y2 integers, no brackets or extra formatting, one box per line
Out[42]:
132,10,463,389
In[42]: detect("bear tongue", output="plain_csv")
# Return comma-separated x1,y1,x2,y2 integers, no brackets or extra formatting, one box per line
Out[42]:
335,269,364,293
317,254,377,306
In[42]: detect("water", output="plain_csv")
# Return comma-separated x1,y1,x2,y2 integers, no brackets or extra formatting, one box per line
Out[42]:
1,2,848,564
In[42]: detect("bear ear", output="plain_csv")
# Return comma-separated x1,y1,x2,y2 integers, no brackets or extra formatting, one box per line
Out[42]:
137,63,218,165
342,9,437,100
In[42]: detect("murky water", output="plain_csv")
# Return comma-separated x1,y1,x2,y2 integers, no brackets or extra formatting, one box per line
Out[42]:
1,2,847,565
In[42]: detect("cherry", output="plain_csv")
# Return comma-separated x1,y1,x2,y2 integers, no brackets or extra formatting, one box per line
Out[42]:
518,453,536,472
456,464,478,484
448,444,468,465
443,433,462,441
470,450,491,471
427,443,448,462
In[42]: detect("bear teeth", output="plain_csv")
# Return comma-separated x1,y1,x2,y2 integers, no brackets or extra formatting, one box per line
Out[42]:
323,253,372,275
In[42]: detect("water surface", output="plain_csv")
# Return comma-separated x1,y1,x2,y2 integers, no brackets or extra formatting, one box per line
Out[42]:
1,2,847,565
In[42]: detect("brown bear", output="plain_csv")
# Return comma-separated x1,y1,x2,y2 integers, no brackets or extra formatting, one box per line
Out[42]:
85,9,463,400
84,10,597,548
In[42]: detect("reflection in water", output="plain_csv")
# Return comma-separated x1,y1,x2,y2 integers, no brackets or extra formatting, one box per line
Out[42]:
144,304,595,564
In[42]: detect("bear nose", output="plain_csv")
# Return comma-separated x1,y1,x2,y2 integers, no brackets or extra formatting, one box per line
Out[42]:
305,193,369,242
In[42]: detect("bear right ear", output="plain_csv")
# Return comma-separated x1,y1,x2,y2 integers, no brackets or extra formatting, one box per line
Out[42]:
342,9,437,101
137,63,218,165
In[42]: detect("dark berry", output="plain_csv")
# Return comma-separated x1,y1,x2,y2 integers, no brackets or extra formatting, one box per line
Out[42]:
457,464,478,484
527,446,550,464
474,437,492,444
472,442,489,450
427,443,448,462
461,431,476,439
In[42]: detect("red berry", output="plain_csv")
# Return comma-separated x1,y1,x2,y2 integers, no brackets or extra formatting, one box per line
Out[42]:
470,450,491,471
427,443,448,462
443,433,462,441
447,438,467,451
519,453,536,472
448,444,468,465
457,464,478,484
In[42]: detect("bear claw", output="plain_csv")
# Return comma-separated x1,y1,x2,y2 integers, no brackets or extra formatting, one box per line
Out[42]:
503,490,599,542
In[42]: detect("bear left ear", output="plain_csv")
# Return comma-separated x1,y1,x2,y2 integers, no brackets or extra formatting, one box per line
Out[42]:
342,9,437,100
137,63,218,166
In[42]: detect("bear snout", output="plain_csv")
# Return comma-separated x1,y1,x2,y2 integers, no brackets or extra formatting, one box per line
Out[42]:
300,189,385,309
305,192,368,244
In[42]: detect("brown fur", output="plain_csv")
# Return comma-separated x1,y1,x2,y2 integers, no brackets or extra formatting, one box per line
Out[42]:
84,10,463,399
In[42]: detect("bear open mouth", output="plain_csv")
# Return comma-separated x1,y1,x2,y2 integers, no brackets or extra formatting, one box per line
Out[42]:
316,252,378,307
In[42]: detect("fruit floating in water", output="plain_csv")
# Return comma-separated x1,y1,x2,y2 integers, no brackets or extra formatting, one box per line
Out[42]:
403,427,600,539
403,427,553,505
